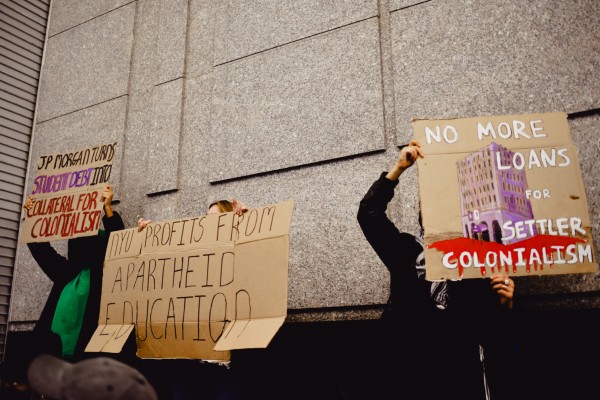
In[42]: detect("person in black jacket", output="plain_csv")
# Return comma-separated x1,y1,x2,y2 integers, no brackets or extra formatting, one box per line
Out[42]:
357,140,515,400
24,184,125,363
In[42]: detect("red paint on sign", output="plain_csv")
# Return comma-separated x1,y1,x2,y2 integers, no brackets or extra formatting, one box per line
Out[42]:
428,235,587,278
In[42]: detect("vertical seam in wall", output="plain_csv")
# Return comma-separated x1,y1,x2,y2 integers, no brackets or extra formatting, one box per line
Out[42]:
377,0,398,151
118,0,141,198
377,0,415,233
175,0,192,190
176,0,193,194
204,0,218,185
209,0,220,68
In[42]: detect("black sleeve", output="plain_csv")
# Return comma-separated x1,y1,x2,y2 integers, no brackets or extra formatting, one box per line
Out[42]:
27,212,125,283
102,211,124,235
27,242,75,284
357,172,423,282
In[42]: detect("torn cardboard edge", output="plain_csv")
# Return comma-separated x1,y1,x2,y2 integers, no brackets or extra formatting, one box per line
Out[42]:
86,316,286,355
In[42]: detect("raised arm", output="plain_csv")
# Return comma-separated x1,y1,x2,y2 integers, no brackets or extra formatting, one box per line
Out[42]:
100,184,124,234
357,140,424,280
24,196,73,283
385,139,424,181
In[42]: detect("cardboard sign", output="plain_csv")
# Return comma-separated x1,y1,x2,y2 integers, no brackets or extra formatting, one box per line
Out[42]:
413,112,597,280
86,200,294,361
20,143,117,243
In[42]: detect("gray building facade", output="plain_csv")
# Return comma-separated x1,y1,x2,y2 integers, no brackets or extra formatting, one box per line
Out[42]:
2,0,600,398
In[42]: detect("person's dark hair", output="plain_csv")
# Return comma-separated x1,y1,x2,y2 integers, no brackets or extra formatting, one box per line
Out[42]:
208,200,233,213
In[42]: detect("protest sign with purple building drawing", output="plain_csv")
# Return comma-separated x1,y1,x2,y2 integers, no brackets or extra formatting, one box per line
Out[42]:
412,112,596,280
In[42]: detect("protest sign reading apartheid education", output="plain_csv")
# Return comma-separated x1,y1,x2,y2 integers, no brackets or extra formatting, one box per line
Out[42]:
20,142,117,243
412,112,597,281
86,200,294,361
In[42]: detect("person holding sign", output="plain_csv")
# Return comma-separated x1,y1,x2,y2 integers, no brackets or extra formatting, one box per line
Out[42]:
23,184,125,363
357,140,516,400
136,197,248,400
208,197,248,216
135,197,247,234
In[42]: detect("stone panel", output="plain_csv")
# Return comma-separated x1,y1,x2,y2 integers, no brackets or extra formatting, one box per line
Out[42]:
515,114,600,298
183,73,393,309
48,0,132,36
186,0,217,78
118,97,153,223
128,0,160,99
142,191,180,223
124,0,186,89
213,0,378,64
390,0,600,145
155,0,188,83
146,79,183,194
37,3,135,122
208,18,384,182
177,73,214,217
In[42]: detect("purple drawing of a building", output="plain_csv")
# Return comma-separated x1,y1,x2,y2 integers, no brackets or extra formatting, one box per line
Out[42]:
456,142,536,244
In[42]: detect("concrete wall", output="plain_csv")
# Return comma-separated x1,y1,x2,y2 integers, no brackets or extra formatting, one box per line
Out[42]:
10,0,600,328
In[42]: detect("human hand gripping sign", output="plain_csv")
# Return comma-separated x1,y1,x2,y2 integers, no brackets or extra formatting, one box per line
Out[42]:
491,275,514,309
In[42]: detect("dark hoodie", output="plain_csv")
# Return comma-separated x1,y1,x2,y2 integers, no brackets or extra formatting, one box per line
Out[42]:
357,173,514,400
